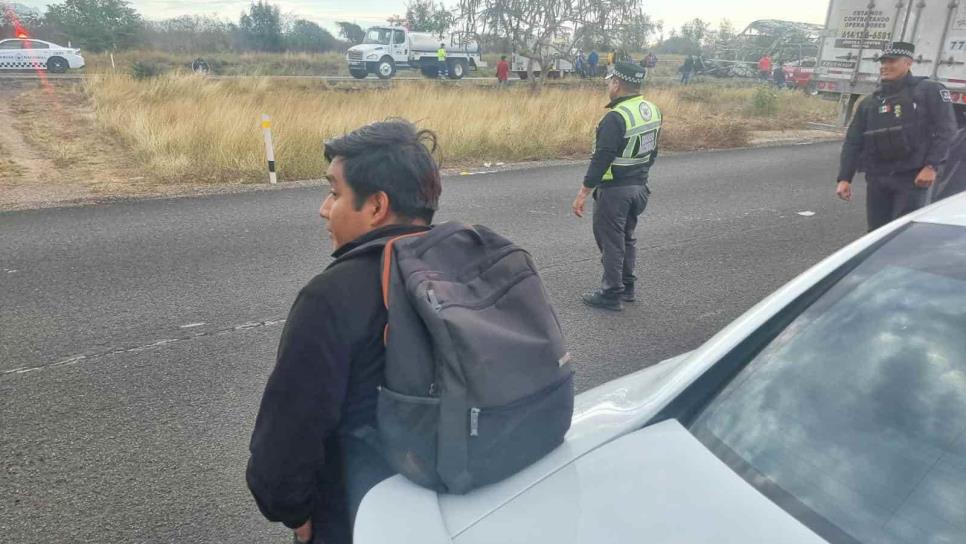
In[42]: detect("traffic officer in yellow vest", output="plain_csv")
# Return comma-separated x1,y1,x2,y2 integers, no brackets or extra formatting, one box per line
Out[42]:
573,62,662,311
437,43,448,78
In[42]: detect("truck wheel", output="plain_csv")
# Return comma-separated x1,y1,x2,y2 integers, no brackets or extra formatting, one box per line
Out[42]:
376,57,396,80
516,71,528,80
46,57,69,74
805,81,818,96
350,69,368,79
448,60,467,80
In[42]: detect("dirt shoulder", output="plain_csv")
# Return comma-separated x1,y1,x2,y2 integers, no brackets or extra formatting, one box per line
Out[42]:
0,80,158,211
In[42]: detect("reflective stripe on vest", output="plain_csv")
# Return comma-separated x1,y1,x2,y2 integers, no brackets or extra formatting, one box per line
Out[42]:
600,96,663,181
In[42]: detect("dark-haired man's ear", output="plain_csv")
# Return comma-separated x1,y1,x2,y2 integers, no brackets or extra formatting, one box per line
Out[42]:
368,191,394,226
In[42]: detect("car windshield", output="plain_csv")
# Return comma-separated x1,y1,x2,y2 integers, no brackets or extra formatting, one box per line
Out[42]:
690,222,966,544
364,28,392,45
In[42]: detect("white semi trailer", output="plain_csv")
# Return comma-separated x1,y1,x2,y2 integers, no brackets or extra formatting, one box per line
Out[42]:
510,52,576,79
814,0,966,123
346,27,486,80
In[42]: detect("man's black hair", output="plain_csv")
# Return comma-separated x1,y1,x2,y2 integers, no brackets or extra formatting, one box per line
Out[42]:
324,120,442,224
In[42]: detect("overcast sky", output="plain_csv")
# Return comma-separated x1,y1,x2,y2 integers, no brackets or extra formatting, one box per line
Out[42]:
14,1,829,36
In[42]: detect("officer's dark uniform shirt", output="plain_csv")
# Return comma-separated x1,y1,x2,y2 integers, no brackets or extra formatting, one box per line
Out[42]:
838,73,957,182
584,95,657,189
246,224,429,531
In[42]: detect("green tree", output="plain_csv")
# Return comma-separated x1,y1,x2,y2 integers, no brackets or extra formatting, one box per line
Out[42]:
405,0,454,35
679,18,710,47
615,11,657,52
2,5,44,40
143,15,233,52
715,19,736,45
285,19,340,52
44,0,142,52
239,1,282,52
336,21,365,45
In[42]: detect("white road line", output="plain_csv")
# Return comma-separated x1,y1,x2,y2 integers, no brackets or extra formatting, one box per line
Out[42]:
1,318,286,378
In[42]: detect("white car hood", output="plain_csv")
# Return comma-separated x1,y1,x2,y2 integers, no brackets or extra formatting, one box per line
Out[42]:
355,351,824,543
353,353,689,542
356,419,826,543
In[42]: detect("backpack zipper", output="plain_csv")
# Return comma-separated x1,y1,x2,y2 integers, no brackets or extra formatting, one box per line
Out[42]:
469,407,480,436
427,288,442,311
435,269,536,311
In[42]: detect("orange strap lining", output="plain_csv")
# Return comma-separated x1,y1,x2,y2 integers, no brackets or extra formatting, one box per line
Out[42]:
381,231,429,345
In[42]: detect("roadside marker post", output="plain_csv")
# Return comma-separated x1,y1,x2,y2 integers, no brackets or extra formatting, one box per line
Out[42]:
261,114,277,184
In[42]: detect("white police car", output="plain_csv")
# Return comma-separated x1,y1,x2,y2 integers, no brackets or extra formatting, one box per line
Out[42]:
0,38,85,73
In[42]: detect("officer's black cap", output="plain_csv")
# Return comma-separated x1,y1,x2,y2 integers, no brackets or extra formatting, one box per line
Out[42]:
606,62,647,85
880,42,915,60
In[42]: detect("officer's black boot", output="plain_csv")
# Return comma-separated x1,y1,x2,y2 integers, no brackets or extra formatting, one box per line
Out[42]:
581,290,623,311
621,284,635,303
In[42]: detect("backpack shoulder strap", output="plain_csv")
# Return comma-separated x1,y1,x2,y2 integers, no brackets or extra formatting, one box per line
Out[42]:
381,231,429,309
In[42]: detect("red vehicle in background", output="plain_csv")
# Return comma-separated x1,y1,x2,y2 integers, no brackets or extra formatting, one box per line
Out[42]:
782,58,817,94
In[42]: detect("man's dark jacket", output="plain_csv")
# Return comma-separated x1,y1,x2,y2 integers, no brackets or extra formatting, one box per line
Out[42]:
246,224,429,532
584,95,657,189
838,74,957,182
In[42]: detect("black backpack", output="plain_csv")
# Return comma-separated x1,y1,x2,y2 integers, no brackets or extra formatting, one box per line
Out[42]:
369,222,574,494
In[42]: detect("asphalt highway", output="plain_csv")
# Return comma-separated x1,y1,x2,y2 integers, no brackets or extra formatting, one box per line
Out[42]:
0,141,866,542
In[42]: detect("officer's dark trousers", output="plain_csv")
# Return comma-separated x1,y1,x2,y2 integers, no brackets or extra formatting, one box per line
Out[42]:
866,172,928,232
593,185,649,296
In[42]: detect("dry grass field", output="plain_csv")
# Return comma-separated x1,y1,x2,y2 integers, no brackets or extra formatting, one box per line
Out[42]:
82,74,836,185
83,50,350,77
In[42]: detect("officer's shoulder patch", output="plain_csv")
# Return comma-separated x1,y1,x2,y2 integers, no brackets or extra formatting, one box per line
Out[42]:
940,89,952,103
639,103,653,121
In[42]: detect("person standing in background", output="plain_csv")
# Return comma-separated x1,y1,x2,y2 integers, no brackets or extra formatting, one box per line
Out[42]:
773,63,786,89
496,55,510,87
437,43,448,79
758,54,772,82
679,55,694,85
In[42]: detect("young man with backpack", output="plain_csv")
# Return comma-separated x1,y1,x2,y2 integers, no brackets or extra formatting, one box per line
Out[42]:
246,120,442,544
248,120,573,544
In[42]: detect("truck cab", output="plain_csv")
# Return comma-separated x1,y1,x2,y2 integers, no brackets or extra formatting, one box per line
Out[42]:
347,27,408,79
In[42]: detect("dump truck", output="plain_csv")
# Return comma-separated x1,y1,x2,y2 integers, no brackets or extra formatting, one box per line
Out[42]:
346,27,486,80
814,0,966,123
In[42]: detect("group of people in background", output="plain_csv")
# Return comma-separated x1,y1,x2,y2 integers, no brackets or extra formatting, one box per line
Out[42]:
758,54,791,89
494,48,802,88
573,49,657,79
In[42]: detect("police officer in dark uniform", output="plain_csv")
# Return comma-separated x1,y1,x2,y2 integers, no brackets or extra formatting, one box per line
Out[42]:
573,63,662,311
836,42,958,231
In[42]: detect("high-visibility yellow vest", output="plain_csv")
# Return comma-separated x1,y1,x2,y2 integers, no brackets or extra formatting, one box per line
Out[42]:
437,48,447,61
599,96,663,182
